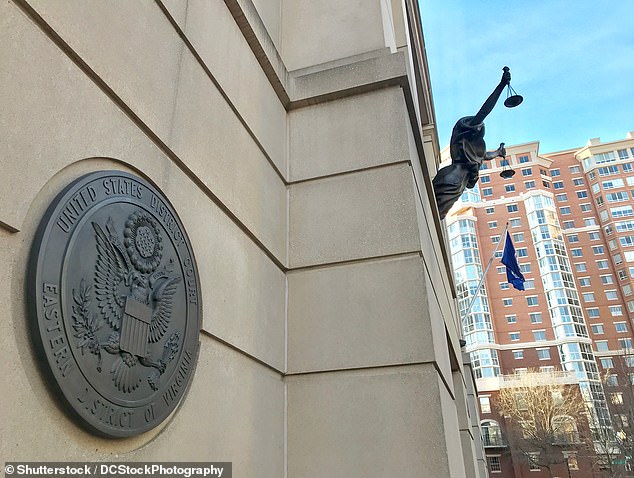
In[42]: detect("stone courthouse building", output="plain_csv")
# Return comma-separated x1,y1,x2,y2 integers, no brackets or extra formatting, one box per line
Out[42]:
0,1,486,476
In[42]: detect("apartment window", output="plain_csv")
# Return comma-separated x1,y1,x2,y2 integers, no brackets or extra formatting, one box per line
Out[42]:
488,221,497,229
560,206,571,215
599,166,619,176
583,292,595,302
587,308,600,318
533,330,546,341
571,248,583,257
496,266,505,274
620,235,634,246
506,315,517,324
491,235,500,244
578,277,590,286
485,207,495,214
615,322,628,333
570,165,581,173
525,180,536,189
603,178,624,189
580,203,592,212
626,357,634,367
524,279,535,289
519,155,529,163
529,312,542,323
593,246,605,255
482,188,493,197
605,224,614,235
619,269,628,280
618,149,630,160
509,332,520,341
503,298,513,307
607,191,630,202
507,204,519,213
550,168,560,176
500,282,510,290
540,168,549,176
573,178,585,186
480,175,491,183
527,296,538,306
513,350,524,360
480,396,491,414
481,162,489,170
517,248,528,258
611,205,634,218
585,217,597,227
597,260,609,269
537,348,550,360
522,168,532,176
624,163,633,173
619,338,633,350
589,171,597,180
520,263,531,273
591,324,604,335
601,210,610,222
528,453,540,471
554,181,564,189
600,274,614,284
624,285,633,296
556,193,568,201
592,182,601,193
575,263,587,272
510,219,521,228
505,184,516,193
513,233,524,242
610,305,623,316
601,358,614,369
612,392,624,405
606,290,618,300
568,234,579,243
589,231,600,240
596,340,609,352
542,180,551,188
597,196,604,206
563,220,575,229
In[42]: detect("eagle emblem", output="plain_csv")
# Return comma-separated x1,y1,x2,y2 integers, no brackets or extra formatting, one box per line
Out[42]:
71,212,181,393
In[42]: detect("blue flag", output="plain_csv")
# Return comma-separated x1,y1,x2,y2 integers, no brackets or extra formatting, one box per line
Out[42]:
501,232,525,291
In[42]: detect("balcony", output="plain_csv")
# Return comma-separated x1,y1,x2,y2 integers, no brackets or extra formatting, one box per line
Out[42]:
483,434,508,448
553,432,581,446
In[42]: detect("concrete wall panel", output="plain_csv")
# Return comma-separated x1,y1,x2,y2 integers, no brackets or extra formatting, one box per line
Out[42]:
286,365,452,478
288,164,421,268
281,0,386,71
289,87,410,181
287,254,432,373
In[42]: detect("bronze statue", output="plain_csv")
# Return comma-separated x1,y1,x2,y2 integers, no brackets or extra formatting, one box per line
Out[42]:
433,67,512,219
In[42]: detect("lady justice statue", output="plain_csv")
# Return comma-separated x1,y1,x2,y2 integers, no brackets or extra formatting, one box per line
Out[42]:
433,67,514,219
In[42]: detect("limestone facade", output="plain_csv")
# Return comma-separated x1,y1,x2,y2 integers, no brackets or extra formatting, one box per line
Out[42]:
0,1,484,476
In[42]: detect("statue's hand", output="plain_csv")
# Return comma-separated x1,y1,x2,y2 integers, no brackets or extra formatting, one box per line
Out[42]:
501,67,511,86
498,142,506,158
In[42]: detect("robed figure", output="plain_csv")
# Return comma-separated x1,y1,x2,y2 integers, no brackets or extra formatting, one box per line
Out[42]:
433,67,512,219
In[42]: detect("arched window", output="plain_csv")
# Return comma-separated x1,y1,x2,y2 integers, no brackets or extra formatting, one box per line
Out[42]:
481,419,504,447
552,415,579,444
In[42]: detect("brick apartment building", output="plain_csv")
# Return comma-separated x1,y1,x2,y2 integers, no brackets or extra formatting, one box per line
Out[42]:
446,133,634,477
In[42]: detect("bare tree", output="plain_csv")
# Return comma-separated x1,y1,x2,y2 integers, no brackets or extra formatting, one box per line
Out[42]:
594,350,634,477
495,370,593,478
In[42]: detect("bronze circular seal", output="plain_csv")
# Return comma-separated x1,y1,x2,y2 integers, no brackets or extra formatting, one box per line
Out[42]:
29,171,201,437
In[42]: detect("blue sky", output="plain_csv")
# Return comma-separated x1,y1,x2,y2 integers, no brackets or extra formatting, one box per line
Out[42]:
419,0,634,154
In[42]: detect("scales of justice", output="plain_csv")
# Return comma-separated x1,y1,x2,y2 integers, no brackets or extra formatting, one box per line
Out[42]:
432,66,523,219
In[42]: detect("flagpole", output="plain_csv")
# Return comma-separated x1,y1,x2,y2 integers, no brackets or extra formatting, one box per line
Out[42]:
462,222,509,319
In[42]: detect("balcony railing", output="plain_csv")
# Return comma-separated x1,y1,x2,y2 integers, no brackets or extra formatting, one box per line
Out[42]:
483,434,508,448
552,432,581,446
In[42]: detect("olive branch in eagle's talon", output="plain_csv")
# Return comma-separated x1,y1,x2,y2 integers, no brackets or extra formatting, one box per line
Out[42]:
71,279,105,371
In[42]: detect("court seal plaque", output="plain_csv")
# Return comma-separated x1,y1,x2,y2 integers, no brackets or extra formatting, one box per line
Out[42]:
30,170,201,438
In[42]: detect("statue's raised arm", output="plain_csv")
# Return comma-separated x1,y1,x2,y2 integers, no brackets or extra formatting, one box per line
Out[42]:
432,67,514,220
